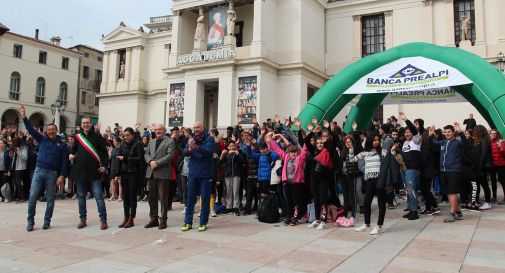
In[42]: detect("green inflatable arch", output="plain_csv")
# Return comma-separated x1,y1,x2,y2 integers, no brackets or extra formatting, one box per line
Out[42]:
297,42,505,135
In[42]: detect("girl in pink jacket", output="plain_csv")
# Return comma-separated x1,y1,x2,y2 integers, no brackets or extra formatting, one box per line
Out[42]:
265,132,309,226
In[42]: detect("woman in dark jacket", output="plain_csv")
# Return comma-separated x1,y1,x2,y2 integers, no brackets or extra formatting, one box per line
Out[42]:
340,132,363,218
473,125,492,210
419,131,440,214
305,129,336,230
117,127,145,228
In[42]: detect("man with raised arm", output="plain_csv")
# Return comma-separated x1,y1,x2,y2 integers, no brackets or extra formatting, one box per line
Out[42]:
20,105,68,231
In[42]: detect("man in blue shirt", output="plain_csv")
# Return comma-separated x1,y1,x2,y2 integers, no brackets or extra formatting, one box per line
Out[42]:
20,105,69,231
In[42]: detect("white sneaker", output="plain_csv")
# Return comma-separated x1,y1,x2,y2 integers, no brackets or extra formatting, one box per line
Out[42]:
370,226,381,235
316,221,327,230
211,211,217,217
355,224,370,232
307,220,319,228
479,202,492,210
181,207,186,214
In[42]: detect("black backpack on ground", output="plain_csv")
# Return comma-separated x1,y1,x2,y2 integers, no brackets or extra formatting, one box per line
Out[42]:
257,193,280,223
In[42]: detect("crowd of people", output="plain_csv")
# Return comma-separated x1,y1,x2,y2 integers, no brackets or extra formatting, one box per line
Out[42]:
0,106,504,235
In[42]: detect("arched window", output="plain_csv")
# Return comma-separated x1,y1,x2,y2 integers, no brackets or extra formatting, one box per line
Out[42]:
9,72,20,100
35,77,45,104
59,82,68,105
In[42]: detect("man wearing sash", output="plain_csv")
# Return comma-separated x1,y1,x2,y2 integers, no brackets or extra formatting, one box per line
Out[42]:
71,117,109,230
19,106,69,232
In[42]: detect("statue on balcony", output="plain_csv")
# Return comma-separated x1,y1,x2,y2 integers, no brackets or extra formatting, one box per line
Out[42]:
194,8,205,42
119,62,125,79
461,15,471,41
227,1,236,36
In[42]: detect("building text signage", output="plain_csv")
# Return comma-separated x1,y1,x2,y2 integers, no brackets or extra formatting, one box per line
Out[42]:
176,48,236,65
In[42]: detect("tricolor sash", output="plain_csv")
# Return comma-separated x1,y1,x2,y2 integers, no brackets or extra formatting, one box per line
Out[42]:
75,133,101,165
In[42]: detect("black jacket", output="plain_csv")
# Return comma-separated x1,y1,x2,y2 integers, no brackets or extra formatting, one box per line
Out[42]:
220,152,245,177
377,151,401,190
119,139,144,174
72,128,109,181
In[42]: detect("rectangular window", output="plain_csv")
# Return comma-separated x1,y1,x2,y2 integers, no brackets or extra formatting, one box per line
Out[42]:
96,69,102,82
95,97,99,106
361,14,385,57
84,52,90,58
13,44,23,58
39,51,47,64
97,56,103,62
454,0,475,46
83,66,90,79
62,57,69,70
81,91,87,104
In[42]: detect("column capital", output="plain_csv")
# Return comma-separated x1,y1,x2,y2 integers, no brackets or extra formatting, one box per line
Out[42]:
384,10,393,17
352,15,361,22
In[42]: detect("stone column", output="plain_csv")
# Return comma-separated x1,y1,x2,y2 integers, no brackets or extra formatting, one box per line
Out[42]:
169,11,183,68
384,11,393,50
474,0,486,45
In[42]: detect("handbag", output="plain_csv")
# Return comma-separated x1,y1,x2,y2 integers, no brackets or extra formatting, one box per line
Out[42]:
326,204,345,223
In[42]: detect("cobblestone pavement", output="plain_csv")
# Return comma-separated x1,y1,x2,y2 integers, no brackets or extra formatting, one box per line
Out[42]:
0,197,504,273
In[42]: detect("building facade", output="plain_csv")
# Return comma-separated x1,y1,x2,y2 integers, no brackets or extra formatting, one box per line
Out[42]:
0,24,80,133
99,0,505,130
69,45,104,124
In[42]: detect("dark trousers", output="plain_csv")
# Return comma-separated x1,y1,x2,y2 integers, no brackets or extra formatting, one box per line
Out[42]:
477,174,491,203
167,180,176,209
363,178,386,226
271,183,286,216
490,166,505,200
283,183,304,219
342,175,358,218
14,170,27,200
311,172,330,221
181,175,189,205
420,177,438,210
244,178,258,213
0,171,5,197
148,177,169,221
122,172,139,218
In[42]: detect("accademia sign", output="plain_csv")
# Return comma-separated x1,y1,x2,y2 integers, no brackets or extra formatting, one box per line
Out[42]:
344,57,473,94
177,48,236,65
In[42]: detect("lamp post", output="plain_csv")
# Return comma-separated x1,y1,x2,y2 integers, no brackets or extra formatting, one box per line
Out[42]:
51,97,66,133
497,52,505,72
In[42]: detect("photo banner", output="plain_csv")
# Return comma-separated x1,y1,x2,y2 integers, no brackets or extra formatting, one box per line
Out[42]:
169,83,185,127
208,6,228,50
344,57,473,94
237,76,257,124
382,87,467,104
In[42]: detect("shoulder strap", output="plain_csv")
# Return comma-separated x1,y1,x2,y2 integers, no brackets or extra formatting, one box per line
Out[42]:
75,133,101,165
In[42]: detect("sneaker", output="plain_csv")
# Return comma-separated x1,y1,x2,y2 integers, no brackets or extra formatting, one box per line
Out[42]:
408,211,419,220
71,194,77,200
234,209,241,216
181,224,192,231
387,203,395,209
181,207,186,214
402,211,411,218
355,224,370,232
498,200,505,205
420,209,433,215
315,221,327,230
289,218,298,226
283,218,291,226
479,202,492,210
197,225,207,232
455,211,463,220
26,223,34,232
430,208,442,215
42,222,50,230
369,226,381,235
467,206,480,212
211,211,217,217
307,220,319,228
444,213,456,223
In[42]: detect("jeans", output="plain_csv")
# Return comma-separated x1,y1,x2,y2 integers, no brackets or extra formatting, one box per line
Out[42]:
76,179,107,220
402,169,420,211
27,167,58,224
184,177,212,226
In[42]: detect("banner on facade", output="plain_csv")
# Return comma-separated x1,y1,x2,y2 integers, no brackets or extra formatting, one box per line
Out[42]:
382,87,467,104
237,76,257,124
343,57,473,94
169,83,185,127
208,6,228,50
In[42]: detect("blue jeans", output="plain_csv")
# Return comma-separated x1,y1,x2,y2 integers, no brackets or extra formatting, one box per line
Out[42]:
184,177,211,226
27,167,58,225
402,169,420,211
76,179,107,220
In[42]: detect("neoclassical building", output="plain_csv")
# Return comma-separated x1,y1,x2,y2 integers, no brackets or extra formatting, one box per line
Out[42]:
99,0,505,130
0,24,80,133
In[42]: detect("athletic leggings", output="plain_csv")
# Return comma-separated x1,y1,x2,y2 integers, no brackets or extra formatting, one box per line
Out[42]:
310,172,330,221
363,178,386,226
342,174,359,218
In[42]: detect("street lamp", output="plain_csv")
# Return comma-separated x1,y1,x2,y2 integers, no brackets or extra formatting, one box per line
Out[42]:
497,52,505,72
51,97,66,133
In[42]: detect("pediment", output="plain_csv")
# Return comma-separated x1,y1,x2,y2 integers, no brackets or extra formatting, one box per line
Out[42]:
102,27,143,42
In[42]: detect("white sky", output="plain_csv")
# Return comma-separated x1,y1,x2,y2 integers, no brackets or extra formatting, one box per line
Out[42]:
1,0,173,49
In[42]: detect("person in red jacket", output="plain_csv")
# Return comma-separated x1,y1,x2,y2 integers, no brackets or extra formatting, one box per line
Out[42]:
489,129,505,204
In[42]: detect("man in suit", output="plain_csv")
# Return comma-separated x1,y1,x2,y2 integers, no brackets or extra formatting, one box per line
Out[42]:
144,124,176,229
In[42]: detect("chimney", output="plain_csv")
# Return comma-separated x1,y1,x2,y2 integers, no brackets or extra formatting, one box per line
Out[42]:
50,36,61,46
35,29,39,39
